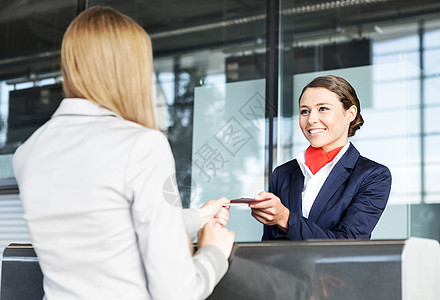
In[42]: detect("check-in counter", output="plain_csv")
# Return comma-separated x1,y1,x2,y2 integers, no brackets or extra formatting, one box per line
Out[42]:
1,238,439,300
207,238,440,300
1,244,43,300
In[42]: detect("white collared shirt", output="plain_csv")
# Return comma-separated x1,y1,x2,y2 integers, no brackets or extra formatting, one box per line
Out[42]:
296,142,350,218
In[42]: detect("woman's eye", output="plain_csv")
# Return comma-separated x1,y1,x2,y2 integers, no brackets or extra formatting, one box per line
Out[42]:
300,109,309,115
319,106,329,111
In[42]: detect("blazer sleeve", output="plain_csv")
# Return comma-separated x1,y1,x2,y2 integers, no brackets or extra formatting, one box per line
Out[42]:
330,164,391,239
125,131,228,299
265,163,392,240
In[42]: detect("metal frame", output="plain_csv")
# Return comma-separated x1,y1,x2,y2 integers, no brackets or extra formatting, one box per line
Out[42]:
265,0,279,187
77,0,88,14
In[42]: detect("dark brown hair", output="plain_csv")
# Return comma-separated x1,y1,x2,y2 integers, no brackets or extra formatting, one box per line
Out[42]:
299,75,364,137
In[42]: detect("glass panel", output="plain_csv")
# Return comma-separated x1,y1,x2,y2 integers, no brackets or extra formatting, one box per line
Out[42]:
280,0,440,242
425,135,440,203
192,80,265,240
89,0,267,241
0,0,77,180
424,48,440,76
425,106,440,135
373,35,419,55
425,76,440,105
425,27,440,48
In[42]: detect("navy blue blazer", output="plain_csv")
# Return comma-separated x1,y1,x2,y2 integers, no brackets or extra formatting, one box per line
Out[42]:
262,143,392,240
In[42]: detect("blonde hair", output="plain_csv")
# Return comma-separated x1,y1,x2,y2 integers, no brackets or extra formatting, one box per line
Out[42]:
61,6,157,129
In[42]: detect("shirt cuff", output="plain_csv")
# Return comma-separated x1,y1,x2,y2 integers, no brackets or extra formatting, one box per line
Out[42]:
182,208,201,241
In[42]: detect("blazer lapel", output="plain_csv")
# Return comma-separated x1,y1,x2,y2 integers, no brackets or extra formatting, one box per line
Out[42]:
307,144,360,222
288,161,305,216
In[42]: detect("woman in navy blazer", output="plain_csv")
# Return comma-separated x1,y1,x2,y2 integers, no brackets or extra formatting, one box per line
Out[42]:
250,75,392,240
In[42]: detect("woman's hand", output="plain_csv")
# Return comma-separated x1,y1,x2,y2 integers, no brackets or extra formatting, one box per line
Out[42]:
198,220,235,259
198,197,230,227
250,191,290,231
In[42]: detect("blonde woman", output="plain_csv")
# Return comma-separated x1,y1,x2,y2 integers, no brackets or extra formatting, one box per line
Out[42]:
13,6,234,300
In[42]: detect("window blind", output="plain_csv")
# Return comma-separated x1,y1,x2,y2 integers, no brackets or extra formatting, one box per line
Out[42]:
0,194,31,251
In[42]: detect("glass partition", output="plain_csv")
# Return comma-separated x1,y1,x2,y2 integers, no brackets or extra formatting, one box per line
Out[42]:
192,79,265,240
89,0,268,240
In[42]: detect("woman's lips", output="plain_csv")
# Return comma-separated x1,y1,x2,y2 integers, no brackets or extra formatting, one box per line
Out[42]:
308,128,326,135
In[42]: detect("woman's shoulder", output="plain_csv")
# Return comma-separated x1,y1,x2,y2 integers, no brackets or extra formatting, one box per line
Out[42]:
342,143,389,172
113,117,168,143
356,154,390,171
273,159,300,176
353,154,392,183
104,118,172,161
129,125,170,151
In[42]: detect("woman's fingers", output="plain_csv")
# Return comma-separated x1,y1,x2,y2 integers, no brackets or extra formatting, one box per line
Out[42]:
251,209,276,224
214,207,230,225
198,197,231,227
198,220,235,259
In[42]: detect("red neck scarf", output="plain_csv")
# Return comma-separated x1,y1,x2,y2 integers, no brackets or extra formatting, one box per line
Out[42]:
305,146,344,175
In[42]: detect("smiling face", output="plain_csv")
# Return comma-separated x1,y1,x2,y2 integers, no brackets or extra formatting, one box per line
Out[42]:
299,87,357,153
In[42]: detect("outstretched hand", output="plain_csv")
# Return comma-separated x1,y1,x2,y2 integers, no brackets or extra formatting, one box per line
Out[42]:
250,191,290,231
198,197,230,227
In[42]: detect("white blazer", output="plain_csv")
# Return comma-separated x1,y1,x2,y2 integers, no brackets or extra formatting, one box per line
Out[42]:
13,98,227,300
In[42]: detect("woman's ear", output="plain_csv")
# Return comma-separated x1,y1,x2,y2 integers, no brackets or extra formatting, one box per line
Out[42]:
347,105,357,122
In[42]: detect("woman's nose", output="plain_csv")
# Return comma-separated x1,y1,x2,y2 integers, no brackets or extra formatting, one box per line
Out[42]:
308,110,319,124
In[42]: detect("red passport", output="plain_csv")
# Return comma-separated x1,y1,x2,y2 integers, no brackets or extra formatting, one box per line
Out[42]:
228,198,270,206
